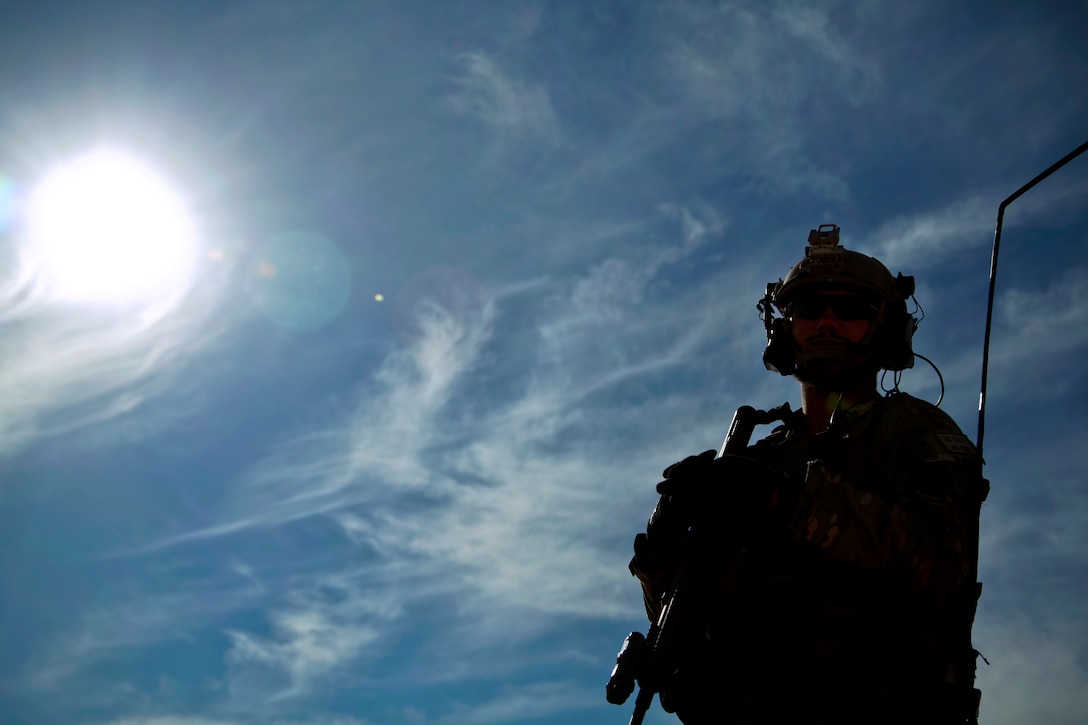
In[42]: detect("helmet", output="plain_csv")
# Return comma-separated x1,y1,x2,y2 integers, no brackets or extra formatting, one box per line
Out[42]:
761,224,918,375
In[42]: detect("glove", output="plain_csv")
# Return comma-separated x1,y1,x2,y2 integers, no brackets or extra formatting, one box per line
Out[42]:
629,450,718,587
661,448,719,483
656,453,791,527
629,450,794,622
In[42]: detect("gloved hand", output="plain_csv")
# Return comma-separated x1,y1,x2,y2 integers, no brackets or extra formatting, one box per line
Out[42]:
656,453,791,527
661,448,719,484
629,450,718,589
629,450,795,621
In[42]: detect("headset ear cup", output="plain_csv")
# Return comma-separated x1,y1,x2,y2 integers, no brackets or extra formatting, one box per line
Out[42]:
884,312,918,370
902,314,919,369
763,317,796,375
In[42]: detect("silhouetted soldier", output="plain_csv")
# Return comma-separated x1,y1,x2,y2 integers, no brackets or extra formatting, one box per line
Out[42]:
628,225,984,724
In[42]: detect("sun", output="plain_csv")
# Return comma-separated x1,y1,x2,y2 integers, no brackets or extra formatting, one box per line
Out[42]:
23,149,199,305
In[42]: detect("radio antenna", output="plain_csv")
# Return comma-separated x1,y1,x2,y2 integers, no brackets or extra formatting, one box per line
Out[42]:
977,139,1088,461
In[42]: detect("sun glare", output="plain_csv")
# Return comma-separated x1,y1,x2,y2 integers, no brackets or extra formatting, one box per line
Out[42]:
24,149,198,305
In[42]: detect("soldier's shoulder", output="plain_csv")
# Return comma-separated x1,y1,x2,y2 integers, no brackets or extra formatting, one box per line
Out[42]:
879,393,977,463
879,392,961,427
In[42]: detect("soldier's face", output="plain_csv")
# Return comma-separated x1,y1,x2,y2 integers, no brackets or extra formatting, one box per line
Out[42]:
787,290,878,385
788,290,876,354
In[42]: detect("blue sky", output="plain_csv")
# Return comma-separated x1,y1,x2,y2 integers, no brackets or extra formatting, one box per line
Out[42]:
1,2,1087,724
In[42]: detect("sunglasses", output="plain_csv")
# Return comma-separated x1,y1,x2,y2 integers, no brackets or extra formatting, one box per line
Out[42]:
789,294,878,322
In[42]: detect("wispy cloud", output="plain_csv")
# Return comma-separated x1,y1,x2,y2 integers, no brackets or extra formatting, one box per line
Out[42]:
87,719,242,725
109,206,750,706
970,384,1088,725
224,574,397,702
977,492,1088,725
87,716,374,725
0,228,231,465
976,618,1088,725
445,51,563,151
433,681,601,725
662,2,880,199
983,264,1088,405
17,561,263,695
868,178,1088,272
866,196,997,271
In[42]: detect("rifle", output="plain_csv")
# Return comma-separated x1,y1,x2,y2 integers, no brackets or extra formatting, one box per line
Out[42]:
606,404,790,725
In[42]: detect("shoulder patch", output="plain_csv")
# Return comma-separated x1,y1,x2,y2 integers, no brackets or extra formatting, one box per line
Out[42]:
924,432,977,462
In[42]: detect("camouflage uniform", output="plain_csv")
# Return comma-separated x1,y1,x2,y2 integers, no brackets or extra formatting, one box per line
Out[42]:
634,393,983,724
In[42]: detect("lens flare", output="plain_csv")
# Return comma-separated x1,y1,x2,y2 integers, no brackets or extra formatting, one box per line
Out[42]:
249,231,352,331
